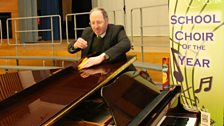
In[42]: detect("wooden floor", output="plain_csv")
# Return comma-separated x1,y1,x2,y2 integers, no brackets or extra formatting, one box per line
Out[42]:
0,36,170,82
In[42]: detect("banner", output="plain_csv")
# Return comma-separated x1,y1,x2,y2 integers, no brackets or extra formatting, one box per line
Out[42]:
169,0,224,125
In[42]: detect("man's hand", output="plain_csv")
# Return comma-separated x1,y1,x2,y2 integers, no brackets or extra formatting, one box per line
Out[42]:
79,53,107,69
74,38,88,49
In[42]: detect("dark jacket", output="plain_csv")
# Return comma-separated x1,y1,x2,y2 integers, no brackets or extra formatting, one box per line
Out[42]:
68,24,131,63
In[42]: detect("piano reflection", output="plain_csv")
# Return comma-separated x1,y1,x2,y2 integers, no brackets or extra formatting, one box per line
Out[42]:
101,71,200,126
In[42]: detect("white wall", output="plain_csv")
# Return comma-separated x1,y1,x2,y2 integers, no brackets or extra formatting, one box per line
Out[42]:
96,0,169,36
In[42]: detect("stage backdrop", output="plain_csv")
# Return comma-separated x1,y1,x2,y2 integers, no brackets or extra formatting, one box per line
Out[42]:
169,0,224,125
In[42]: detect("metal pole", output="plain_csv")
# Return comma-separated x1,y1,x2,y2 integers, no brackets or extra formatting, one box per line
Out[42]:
123,0,126,29
14,19,19,65
50,17,55,65
74,16,77,40
59,16,62,43
113,11,116,24
130,9,134,46
65,15,69,43
140,8,144,62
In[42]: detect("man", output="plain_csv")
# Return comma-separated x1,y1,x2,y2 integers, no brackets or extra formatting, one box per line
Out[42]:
68,7,134,70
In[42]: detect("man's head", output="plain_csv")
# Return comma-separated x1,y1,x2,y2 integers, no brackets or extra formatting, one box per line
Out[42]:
89,8,109,36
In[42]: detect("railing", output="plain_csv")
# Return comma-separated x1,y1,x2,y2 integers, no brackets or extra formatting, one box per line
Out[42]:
7,15,62,46
3,15,68,67
130,4,169,63
0,7,166,72
65,12,90,43
0,15,79,71
108,9,126,28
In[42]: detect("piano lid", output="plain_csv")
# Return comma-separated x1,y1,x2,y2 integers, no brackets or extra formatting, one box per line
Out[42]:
0,56,136,126
101,71,173,126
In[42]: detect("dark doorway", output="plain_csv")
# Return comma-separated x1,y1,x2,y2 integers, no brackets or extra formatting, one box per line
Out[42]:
71,0,92,38
0,13,12,39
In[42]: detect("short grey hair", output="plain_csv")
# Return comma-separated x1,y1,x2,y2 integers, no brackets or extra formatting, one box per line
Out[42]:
90,7,108,20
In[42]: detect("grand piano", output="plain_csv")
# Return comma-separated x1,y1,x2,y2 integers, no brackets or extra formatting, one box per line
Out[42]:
0,56,199,126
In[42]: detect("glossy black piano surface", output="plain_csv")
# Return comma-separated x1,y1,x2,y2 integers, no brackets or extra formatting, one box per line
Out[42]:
101,71,162,126
101,71,199,126
0,56,136,126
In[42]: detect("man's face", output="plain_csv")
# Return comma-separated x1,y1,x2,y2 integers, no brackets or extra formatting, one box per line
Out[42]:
89,10,108,36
